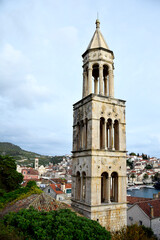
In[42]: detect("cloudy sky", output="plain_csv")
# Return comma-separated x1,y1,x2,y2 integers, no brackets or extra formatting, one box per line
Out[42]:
0,0,160,157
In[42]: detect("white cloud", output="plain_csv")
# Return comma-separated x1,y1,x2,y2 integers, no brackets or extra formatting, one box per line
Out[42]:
0,43,51,109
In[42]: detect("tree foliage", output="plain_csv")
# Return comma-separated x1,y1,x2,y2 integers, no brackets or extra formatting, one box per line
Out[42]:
0,181,42,209
112,224,157,240
152,173,160,182
2,208,111,240
143,173,149,180
0,155,23,192
130,173,136,182
0,221,24,240
145,164,152,169
127,159,134,169
129,152,136,156
142,153,148,160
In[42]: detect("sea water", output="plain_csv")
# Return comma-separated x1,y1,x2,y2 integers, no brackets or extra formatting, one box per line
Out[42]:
127,187,160,198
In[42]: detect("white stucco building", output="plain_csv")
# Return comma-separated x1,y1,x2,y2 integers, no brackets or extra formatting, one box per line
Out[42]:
127,199,160,239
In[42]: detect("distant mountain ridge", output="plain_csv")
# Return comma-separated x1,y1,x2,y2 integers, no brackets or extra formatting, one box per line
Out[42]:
0,142,64,166
0,142,40,158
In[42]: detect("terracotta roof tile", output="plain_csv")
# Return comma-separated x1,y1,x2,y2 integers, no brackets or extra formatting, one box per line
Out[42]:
49,184,64,194
137,199,160,218
22,168,39,175
56,183,72,189
65,183,72,189
0,193,72,217
127,196,152,205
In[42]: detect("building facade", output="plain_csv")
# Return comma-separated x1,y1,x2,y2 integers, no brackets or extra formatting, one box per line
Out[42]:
71,19,127,231
43,184,65,201
128,199,160,239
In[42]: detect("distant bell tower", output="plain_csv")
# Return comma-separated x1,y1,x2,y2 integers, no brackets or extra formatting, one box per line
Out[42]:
35,158,39,170
71,19,127,231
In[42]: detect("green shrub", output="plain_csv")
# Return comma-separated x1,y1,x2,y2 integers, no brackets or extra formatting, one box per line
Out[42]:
0,181,42,209
26,180,37,188
0,221,24,240
0,155,23,192
2,208,111,240
111,224,157,240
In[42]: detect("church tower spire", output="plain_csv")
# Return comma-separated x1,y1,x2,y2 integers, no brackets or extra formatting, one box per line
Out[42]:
82,20,114,99
72,20,127,232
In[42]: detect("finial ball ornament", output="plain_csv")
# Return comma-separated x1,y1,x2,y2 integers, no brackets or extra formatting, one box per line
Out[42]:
96,19,100,29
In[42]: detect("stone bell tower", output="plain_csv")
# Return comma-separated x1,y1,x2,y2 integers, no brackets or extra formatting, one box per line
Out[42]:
71,19,127,231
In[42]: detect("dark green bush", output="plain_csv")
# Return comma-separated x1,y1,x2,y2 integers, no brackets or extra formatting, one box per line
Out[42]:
0,221,24,240
2,208,111,240
26,180,37,188
0,155,23,192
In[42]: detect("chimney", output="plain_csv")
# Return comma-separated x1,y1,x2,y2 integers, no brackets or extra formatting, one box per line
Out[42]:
153,193,158,199
61,182,65,192
150,206,154,218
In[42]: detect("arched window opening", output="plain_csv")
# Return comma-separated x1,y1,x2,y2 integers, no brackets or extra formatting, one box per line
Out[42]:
92,64,99,94
110,172,118,202
100,117,105,149
80,120,84,149
85,118,88,149
107,119,112,149
76,171,81,200
85,67,88,96
77,122,80,150
103,65,109,96
114,120,119,150
101,172,109,203
82,172,86,201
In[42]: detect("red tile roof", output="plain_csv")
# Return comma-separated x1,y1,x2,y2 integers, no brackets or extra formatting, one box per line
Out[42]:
137,199,160,218
65,183,72,189
51,178,67,184
0,193,72,217
22,168,39,175
127,196,152,205
50,184,64,194
56,183,72,189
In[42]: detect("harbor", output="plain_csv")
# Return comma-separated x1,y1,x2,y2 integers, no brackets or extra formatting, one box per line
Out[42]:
127,185,160,198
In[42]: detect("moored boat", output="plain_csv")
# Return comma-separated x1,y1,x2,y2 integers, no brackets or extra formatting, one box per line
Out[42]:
154,181,160,190
145,185,154,189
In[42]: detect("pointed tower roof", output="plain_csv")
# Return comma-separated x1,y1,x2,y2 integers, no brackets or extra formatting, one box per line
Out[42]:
86,19,109,50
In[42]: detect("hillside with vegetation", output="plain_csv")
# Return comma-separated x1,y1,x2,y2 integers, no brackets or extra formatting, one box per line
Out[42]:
0,142,65,166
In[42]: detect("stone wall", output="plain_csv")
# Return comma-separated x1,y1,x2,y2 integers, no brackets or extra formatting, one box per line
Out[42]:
72,202,127,231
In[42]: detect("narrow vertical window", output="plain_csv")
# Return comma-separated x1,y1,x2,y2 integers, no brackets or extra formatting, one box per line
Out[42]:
85,118,88,149
110,172,118,202
77,122,80,150
114,120,119,150
92,64,99,94
76,171,81,200
101,172,109,203
82,171,86,201
100,117,105,149
107,119,112,149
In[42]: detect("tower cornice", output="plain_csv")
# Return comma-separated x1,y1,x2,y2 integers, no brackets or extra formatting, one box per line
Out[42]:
82,47,114,59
